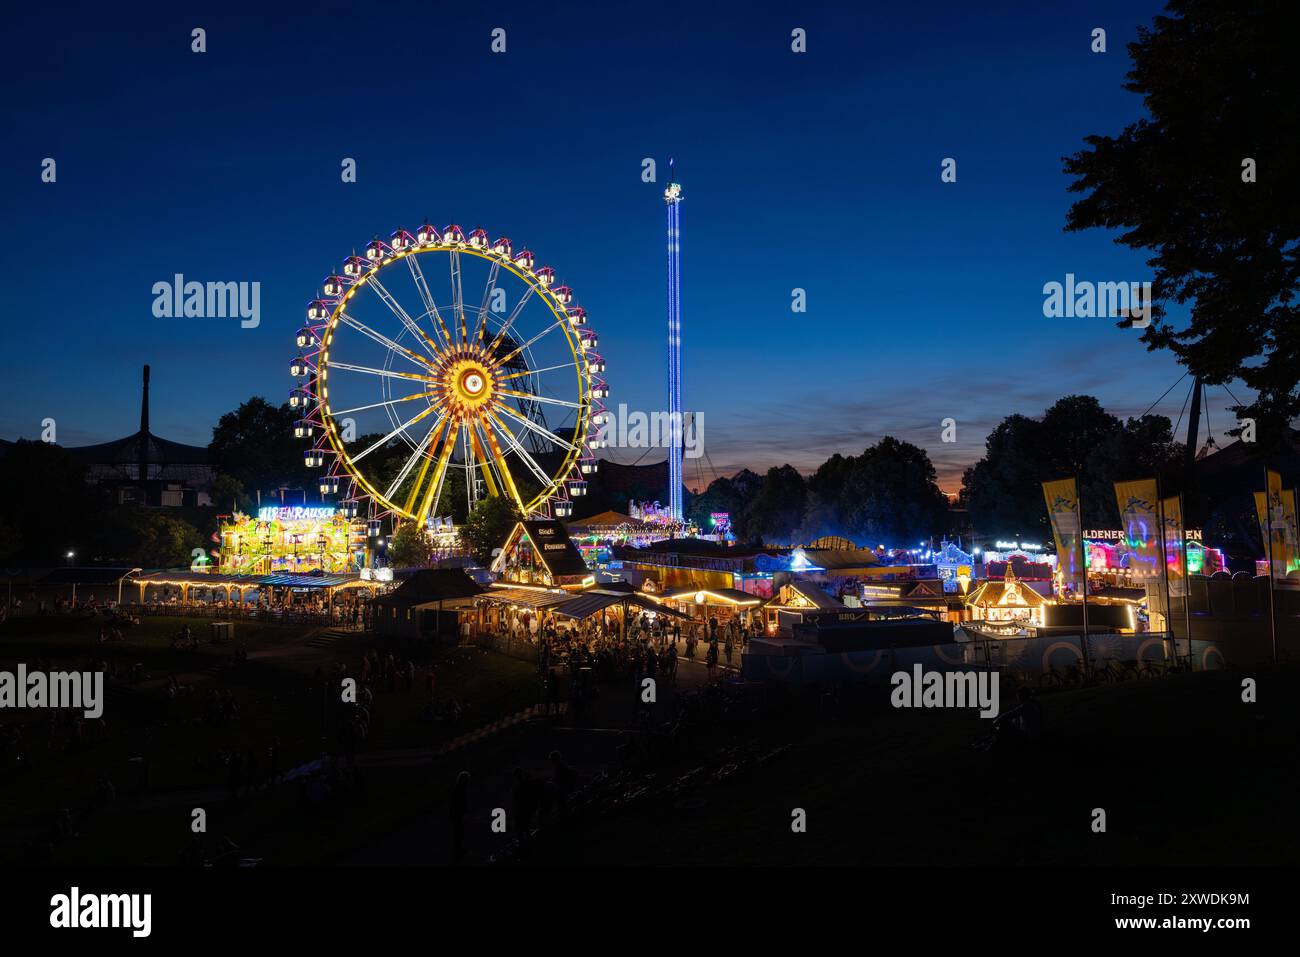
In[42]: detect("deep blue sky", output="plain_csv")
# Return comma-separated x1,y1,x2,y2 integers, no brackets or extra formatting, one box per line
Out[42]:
0,0,1242,495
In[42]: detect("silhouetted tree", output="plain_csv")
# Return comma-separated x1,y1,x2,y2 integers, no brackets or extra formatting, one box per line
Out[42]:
1064,0,1300,438
961,396,1183,536
209,397,308,496
802,438,949,546
741,465,807,545
0,440,106,564
458,497,522,564
389,522,434,568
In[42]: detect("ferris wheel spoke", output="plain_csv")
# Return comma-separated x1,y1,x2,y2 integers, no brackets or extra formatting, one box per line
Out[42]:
468,421,507,504
330,391,437,417
399,414,449,516
486,285,536,356
459,423,482,512
496,404,578,453
495,362,573,382
449,250,466,345
336,312,437,372
488,411,555,490
414,418,457,522
365,275,442,359
406,255,454,350
327,361,432,384
465,424,495,498
494,316,566,367
384,409,445,502
351,402,441,465
473,261,500,345
497,388,581,410
477,418,524,509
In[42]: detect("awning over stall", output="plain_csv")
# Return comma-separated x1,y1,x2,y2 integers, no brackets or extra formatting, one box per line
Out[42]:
659,586,766,607
552,591,690,620
480,586,575,609
127,570,376,591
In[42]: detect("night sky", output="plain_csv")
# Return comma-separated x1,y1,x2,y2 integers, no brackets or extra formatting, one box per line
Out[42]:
0,0,1243,495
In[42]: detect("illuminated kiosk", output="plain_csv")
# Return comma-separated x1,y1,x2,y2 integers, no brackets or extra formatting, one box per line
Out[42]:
491,520,593,591
218,506,365,575
981,540,1056,582
965,565,1049,632
930,539,975,593
480,520,595,639
656,585,764,633
763,577,845,635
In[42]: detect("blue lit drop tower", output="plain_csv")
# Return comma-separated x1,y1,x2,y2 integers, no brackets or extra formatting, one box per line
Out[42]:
664,163,684,522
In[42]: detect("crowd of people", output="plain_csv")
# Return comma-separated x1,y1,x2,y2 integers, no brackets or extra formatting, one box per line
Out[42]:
513,609,756,684
134,590,374,629
1,586,375,629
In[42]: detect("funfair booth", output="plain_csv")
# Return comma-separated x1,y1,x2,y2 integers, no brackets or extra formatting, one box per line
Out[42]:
217,506,366,575
1081,528,1226,582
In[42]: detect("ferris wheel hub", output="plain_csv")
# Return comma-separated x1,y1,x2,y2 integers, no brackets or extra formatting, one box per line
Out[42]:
444,356,496,414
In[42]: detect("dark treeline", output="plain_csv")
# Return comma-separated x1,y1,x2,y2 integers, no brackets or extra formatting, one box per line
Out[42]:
686,396,1185,548
0,392,1259,566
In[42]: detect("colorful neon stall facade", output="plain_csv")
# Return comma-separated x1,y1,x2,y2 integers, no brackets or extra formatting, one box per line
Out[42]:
217,506,365,575
1081,528,1225,577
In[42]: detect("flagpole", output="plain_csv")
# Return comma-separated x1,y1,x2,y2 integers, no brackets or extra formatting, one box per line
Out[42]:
1078,492,1091,675
1179,494,1192,671
1264,469,1278,665
1156,485,1173,665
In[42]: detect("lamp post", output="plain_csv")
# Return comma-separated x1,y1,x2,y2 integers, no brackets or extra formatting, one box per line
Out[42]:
119,568,142,608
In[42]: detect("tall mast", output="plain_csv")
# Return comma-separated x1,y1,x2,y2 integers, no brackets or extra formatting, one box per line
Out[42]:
664,160,684,522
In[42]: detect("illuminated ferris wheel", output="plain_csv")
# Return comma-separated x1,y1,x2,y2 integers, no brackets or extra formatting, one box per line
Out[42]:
290,224,608,525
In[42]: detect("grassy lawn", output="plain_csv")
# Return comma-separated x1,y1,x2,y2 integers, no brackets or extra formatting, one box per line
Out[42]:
534,666,1300,867
0,614,540,865
10,610,1285,868
0,613,309,656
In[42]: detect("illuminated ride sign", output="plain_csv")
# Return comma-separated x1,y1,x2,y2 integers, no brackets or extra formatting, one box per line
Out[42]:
219,508,364,575
258,506,337,522
1084,528,1203,542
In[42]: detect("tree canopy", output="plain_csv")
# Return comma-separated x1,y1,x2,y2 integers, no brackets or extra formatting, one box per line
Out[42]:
801,437,950,546
209,397,310,496
1063,0,1300,437
740,465,808,545
960,395,1182,535
0,440,106,564
458,497,522,564
389,521,435,569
